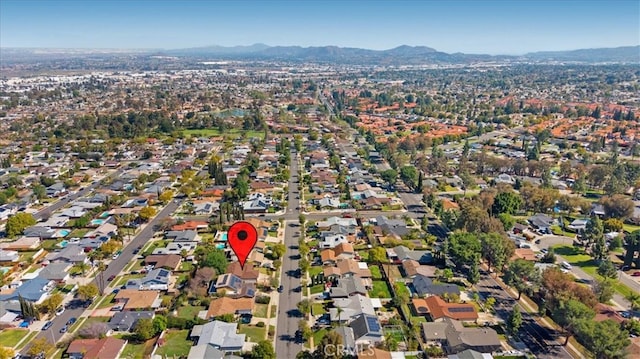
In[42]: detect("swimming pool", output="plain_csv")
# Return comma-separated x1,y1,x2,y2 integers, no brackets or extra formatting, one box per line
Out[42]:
99,211,110,219
91,219,105,226
214,232,228,242
216,243,226,249
58,229,70,237
221,233,228,241
58,240,69,248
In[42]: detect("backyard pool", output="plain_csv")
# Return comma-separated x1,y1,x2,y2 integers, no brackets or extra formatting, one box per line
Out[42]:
57,240,69,248
90,219,105,226
58,229,70,237
216,243,226,249
99,211,110,219
214,232,228,242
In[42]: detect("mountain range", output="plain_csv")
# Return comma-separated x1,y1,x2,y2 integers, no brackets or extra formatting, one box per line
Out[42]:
2,44,639,64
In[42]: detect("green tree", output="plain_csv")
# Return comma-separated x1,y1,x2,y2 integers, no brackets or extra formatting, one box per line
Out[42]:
597,259,618,279
197,247,228,274
497,213,515,231
447,231,481,270
297,299,311,316
134,318,156,340
27,338,53,357
6,212,36,237
480,232,515,273
593,278,615,303
158,190,174,204
271,244,286,260
504,259,541,299
399,166,419,190
508,305,523,335
576,319,630,359
249,340,276,359
298,319,312,342
32,184,46,199
603,218,624,232
491,191,523,216
152,315,167,334
369,246,387,265
138,206,157,222
314,330,343,359
77,284,99,300
553,299,595,345
584,214,603,251
38,293,63,315
380,169,398,187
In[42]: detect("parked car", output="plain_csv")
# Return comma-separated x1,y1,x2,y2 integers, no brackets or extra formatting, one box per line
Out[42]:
41,321,53,331
55,307,65,316
107,274,116,281
67,317,77,325
561,261,572,270
277,285,284,293
632,271,640,277
60,325,68,333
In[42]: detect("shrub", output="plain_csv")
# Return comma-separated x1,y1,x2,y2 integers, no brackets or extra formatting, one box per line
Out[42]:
256,295,271,304
256,321,265,328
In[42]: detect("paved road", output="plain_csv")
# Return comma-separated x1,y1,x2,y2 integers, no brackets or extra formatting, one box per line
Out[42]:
275,152,304,358
22,200,181,356
34,168,126,221
476,272,573,359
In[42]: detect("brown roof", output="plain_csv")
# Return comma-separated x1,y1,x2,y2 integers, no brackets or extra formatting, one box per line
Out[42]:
171,220,208,231
594,303,625,324
206,296,254,318
357,348,392,359
67,337,126,359
226,262,259,281
402,259,436,277
628,337,640,357
114,289,160,310
512,248,537,261
333,242,354,257
323,266,341,277
413,296,478,321
321,249,336,263
336,259,371,278
143,254,182,270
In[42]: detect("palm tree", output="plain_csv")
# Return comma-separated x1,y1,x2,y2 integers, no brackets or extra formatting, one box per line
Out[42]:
96,261,107,295
626,292,640,311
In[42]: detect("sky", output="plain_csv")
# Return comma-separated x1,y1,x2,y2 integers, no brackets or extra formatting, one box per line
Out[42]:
1,0,639,55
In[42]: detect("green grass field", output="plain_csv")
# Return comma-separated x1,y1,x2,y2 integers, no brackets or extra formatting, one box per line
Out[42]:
312,303,325,316
177,304,204,319
310,284,325,294
254,303,269,318
156,330,192,357
369,280,392,298
238,325,266,342
370,265,382,279
0,329,29,347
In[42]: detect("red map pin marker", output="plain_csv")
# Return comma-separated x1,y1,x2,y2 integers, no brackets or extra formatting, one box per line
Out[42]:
228,221,258,269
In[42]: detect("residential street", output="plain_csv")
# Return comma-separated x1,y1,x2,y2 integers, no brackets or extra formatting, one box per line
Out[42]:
275,152,304,358
21,199,181,356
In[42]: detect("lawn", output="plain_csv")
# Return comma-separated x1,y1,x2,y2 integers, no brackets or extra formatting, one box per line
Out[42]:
310,284,325,295
177,304,204,319
369,280,392,298
270,305,277,318
156,330,192,357
178,261,194,272
394,282,411,298
254,304,269,318
312,303,325,316
370,265,382,279
553,245,635,297
15,331,38,350
119,339,154,359
238,325,266,342
68,228,90,238
0,329,29,347
623,223,640,233
312,328,329,346
97,293,116,309
309,266,323,278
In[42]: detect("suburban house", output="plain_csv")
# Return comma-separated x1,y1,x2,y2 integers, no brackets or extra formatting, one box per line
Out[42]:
189,320,245,353
0,277,53,304
329,294,377,322
527,213,554,233
125,268,171,291
349,313,384,347
66,337,127,359
37,262,71,283
204,297,254,319
316,216,358,234
387,246,433,265
321,243,355,265
412,296,478,322
319,233,349,249
109,311,154,332
402,259,437,278
411,275,461,298
113,289,161,310
46,244,88,264
422,318,502,354
329,277,369,298
143,254,182,271
0,249,20,265
212,273,256,298
166,230,200,242
226,262,259,284
373,215,410,238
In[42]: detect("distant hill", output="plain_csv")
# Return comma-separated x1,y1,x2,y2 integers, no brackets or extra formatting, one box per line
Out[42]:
525,46,640,63
2,44,639,65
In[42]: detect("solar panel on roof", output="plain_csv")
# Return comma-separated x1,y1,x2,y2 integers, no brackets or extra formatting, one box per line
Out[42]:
448,307,475,313
366,316,381,332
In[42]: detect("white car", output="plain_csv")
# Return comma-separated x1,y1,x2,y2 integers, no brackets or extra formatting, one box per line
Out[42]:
561,261,572,270
55,306,65,316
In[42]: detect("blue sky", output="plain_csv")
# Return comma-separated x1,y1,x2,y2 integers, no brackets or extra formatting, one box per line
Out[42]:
1,0,638,54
